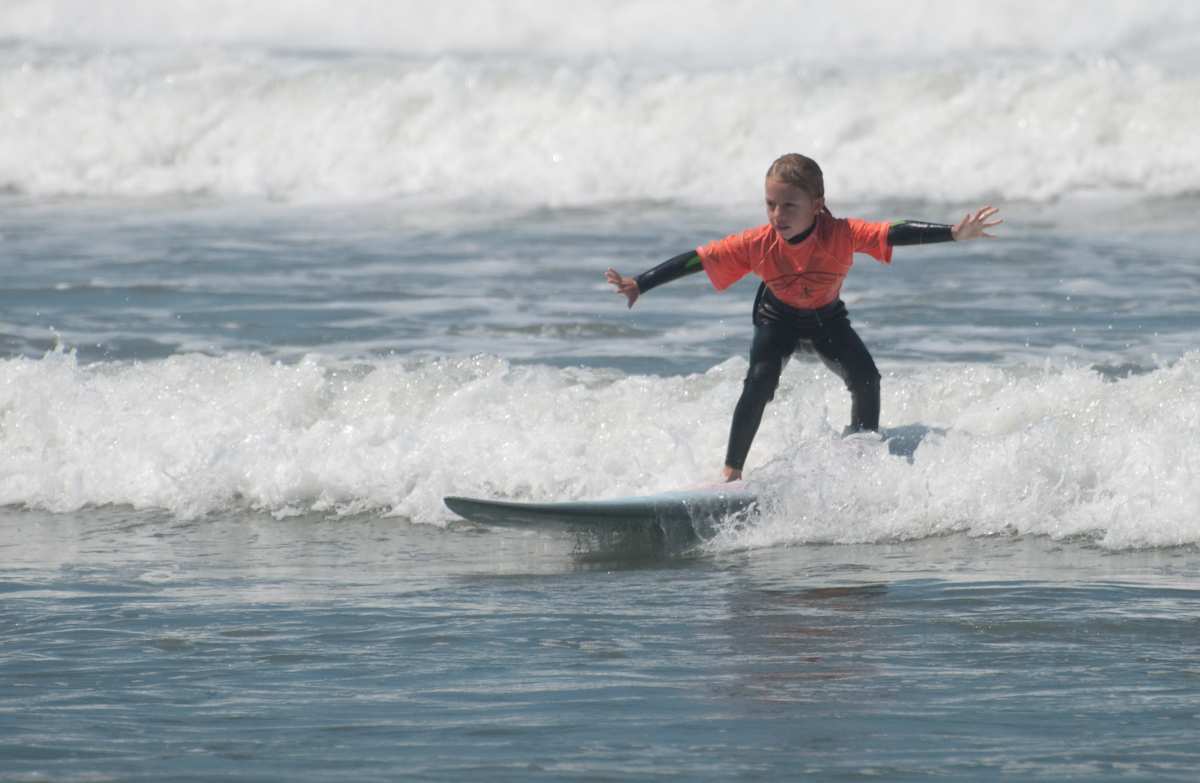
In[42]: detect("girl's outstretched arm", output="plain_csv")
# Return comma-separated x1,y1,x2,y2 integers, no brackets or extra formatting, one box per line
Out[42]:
606,250,705,309
886,206,1002,246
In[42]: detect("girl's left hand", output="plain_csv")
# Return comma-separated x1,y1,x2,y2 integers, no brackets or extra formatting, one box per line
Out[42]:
952,206,1003,241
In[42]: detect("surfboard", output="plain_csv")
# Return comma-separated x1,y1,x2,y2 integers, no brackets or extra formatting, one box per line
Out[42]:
443,483,757,541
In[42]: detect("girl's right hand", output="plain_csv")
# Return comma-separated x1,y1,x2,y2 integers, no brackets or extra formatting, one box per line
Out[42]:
605,268,640,309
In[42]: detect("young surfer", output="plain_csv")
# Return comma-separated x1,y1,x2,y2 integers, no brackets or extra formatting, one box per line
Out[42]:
606,153,1001,482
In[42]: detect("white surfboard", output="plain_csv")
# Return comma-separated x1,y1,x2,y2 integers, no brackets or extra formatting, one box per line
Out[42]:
443,483,757,541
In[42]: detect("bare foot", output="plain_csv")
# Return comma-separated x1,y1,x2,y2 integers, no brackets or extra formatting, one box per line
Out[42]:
721,466,742,483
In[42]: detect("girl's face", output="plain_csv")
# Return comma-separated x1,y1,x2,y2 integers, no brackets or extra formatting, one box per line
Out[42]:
765,177,824,240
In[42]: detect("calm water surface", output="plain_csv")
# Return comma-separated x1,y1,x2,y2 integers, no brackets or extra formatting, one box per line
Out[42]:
4,507,1200,781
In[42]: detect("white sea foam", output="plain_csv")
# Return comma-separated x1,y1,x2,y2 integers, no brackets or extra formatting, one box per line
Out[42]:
4,1,1198,65
0,2,1197,205
1,347,1197,550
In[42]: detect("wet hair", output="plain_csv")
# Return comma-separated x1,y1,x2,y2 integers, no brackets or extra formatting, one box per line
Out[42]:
765,153,824,200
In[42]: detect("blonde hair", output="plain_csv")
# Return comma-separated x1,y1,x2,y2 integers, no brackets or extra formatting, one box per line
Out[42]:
765,153,824,200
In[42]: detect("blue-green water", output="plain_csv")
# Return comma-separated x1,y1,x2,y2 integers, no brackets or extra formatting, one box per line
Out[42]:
5,508,1200,781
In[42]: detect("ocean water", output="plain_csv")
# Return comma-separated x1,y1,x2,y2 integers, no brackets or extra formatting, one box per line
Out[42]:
3,2,1200,780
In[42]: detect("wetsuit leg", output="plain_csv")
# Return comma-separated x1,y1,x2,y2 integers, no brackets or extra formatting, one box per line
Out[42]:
811,314,881,432
724,321,797,471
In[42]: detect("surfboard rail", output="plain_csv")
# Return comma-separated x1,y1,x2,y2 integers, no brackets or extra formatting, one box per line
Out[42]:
443,485,757,539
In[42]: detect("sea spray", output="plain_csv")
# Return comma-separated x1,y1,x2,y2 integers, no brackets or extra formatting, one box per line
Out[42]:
717,357,1200,551
2,348,1197,549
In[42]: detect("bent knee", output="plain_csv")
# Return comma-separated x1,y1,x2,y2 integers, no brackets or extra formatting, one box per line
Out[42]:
839,362,880,395
744,360,783,401
851,367,881,389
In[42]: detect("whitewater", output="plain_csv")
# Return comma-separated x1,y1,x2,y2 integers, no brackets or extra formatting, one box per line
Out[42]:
2,1,1199,204
3,347,1199,551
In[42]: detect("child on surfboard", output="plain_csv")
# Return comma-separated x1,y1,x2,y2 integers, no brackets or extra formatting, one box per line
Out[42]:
606,153,1001,482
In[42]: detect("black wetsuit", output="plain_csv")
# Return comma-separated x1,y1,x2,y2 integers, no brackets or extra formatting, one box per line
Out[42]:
635,219,955,471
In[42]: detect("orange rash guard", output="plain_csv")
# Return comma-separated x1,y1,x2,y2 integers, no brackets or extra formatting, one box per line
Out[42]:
696,210,893,310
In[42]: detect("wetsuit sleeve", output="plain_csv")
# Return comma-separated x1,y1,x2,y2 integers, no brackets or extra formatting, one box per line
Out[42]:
634,250,704,294
887,220,955,245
